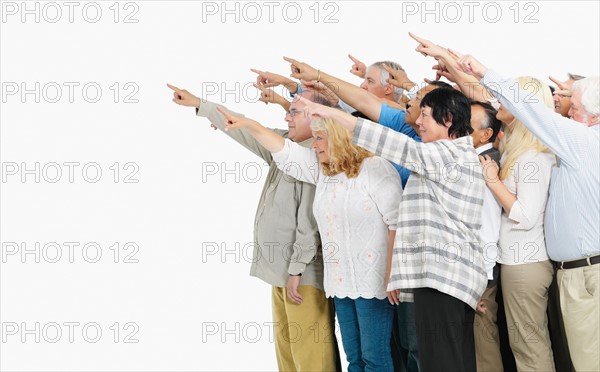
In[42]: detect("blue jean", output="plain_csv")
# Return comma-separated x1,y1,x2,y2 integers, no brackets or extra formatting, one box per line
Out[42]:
334,296,395,372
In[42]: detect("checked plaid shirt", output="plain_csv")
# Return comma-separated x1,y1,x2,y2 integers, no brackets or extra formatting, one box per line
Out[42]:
352,118,488,309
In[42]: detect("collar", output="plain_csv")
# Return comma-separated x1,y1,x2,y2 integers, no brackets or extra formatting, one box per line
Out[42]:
296,137,314,149
476,143,494,155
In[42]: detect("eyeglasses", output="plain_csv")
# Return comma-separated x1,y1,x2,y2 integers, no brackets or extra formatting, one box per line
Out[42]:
286,109,301,118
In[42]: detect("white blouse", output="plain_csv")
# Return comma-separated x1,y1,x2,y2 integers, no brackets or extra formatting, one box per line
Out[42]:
498,150,556,265
273,139,402,299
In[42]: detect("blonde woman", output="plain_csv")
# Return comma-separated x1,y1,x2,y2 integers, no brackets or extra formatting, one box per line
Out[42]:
220,106,402,372
479,77,557,371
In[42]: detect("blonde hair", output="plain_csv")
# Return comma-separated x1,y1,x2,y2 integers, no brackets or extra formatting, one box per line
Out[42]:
499,77,554,180
310,118,372,178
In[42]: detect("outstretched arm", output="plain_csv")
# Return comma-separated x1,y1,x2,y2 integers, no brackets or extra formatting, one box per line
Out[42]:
168,83,281,161
216,107,285,153
408,32,491,103
454,55,591,166
284,56,384,122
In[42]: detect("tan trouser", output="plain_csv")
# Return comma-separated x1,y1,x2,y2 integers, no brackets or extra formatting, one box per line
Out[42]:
474,284,504,372
501,261,555,371
558,264,600,372
272,285,337,372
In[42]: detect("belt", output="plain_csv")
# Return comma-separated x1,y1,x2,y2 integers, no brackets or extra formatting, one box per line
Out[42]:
555,255,600,270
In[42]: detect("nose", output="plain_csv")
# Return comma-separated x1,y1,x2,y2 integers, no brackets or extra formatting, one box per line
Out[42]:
360,81,368,90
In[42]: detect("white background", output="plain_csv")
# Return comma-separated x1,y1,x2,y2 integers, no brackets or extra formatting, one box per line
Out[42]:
1,0,598,371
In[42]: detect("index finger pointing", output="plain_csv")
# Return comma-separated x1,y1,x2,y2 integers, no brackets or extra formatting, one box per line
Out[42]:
408,32,427,45
167,83,182,92
216,106,235,121
447,48,463,60
348,54,360,64
283,56,301,65
549,76,566,89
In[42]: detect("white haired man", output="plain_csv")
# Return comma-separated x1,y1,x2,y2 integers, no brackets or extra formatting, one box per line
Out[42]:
456,55,599,372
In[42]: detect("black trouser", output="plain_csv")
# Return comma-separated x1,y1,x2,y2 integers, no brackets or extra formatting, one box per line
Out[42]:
413,288,476,372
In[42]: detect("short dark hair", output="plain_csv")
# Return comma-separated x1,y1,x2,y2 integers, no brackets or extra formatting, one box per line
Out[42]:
428,80,454,90
470,101,502,143
420,88,472,138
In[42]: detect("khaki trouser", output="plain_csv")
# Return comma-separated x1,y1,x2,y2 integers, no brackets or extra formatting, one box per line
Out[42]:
474,284,504,372
557,264,600,372
501,261,555,371
272,285,337,371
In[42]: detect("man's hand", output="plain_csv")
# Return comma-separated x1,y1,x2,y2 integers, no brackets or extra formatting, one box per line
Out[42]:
455,53,488,81
283,56,320,81
382,64,415,90
167,83,201,108
348,54,367,79
286,275,303,304
250,68,297,92
409,32,447,59
254,83,285,105
549,76,573,97
431,63,457,83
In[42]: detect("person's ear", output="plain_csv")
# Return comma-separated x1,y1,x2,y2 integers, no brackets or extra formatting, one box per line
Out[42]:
444,113,453,128
384,83,394,96
480,127,493,143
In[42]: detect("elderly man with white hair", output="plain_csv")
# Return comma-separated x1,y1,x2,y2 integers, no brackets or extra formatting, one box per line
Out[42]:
455,55,599,372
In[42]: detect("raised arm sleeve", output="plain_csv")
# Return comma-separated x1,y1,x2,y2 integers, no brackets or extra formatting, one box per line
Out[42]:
481,70,589,168
271,139,320,184
196,100,282,162
352,118,459,182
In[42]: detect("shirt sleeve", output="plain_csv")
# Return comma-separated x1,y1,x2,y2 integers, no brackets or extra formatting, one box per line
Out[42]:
365,157,402,230
352,118,463,182
287,180,320,276
481,70,589,168
480,185,501,279
196,100,281,162
506,151,556,230
271,139,320,184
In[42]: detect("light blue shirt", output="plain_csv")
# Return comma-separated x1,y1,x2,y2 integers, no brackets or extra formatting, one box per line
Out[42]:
482,70,600,261
378,104,421,188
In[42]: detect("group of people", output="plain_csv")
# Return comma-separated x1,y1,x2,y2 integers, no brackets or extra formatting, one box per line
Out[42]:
168,33,599,372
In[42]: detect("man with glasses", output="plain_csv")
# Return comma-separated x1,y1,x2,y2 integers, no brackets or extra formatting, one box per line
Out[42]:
167,83,339,372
